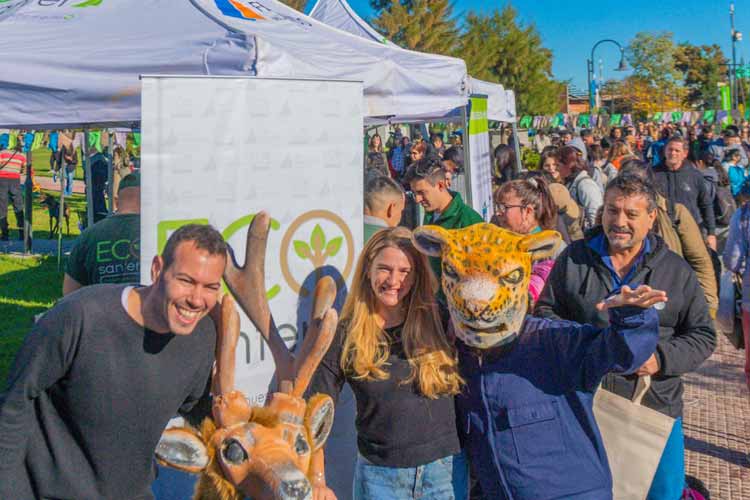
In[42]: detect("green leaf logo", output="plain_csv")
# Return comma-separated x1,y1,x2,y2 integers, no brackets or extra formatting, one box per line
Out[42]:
310,224,325,253
325,237,343,258
73,0,103,7
294,240,313,260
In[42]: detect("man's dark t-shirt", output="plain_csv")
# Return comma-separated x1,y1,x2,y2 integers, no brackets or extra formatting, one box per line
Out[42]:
0,285,216,499
67,213,140,285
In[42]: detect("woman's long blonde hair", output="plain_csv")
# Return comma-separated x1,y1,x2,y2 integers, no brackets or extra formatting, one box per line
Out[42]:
340,227,462,398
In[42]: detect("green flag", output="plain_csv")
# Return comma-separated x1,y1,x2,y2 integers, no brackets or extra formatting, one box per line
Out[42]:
31,132,44,151
671,112,683,122
7,132,17,150
578,114,590,127
88,131,102,152
652,112,663,122
609,114,622,126
519,116,532,128
745,109,750,120
132,132,141,146
702,110,715,123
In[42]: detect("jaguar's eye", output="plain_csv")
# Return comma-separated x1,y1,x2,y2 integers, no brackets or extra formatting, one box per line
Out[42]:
501,268,523,285
443,262,459,280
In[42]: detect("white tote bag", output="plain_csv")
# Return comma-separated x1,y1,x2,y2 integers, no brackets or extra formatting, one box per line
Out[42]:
593,376,675,500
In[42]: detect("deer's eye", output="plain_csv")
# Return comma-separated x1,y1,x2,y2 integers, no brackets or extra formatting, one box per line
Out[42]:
222,439,248,465
294,433,310,455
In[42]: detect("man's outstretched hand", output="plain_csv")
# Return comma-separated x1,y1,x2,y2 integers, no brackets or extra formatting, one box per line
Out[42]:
595,285,668,311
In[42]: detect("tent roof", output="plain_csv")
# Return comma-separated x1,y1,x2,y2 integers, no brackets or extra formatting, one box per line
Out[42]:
309,0,516,123
193,0,468,122
0,0,255,129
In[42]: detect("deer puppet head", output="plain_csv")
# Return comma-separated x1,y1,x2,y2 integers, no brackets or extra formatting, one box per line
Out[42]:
156,212,338,500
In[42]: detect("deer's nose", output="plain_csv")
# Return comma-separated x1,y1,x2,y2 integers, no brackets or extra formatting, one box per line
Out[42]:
278,477,312,500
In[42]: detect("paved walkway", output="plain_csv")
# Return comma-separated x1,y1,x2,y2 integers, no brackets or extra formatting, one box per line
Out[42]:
32,174,85,195
683,334,749,499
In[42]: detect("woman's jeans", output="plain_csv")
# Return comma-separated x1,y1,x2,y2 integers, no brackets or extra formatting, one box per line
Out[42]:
353,452,468,500
64,168,75,196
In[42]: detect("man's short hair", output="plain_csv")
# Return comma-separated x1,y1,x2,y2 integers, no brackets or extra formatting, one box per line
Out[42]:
404,156,446,186
580,129,593,138
442,146,463,168
665,135,687,149
119,171,140,191
604,173,658,212
364,176,404,212
162,224,228,270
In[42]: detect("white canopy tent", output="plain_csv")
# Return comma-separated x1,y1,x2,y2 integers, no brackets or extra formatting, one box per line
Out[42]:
0,0,467,128
0,0,256,129
309,0,517,123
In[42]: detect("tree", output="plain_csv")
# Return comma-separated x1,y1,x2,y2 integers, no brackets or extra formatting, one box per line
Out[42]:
458,6,565,115
625,32,685,111
674,43,727,109
371,0,459,55
278,0,307,12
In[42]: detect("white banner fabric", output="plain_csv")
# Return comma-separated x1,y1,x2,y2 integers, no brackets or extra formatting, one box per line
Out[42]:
141,76,363,400
468,96,494,222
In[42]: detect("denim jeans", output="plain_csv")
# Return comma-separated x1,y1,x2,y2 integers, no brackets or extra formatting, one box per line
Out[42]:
64,168,75,196
353,451,468,500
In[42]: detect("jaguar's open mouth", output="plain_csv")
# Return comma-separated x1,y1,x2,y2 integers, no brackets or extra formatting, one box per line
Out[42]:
460,322,507,334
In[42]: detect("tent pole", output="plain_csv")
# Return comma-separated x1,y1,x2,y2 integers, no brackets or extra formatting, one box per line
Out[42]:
461,105,473,207
57,135,65,270
83,127,94,228
23,145,32,254
511,121,523,177
106,131,113,214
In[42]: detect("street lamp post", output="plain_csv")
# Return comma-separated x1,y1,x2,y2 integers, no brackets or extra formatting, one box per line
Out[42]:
587,39,628,112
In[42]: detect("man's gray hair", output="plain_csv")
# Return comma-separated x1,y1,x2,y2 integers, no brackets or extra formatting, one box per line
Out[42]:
364,176,404,212
604,173,658,212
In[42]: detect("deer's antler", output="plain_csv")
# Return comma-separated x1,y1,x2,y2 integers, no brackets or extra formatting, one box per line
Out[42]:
292,276,338,398
224,211,295,385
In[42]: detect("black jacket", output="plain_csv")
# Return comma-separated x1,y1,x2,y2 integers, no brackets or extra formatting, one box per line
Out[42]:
535,228,716,418
653,161,716,235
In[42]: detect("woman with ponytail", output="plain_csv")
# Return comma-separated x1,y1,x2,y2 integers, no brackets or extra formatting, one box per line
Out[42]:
492,176,562,305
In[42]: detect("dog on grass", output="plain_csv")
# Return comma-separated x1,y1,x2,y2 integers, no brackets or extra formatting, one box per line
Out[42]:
39,193,71,236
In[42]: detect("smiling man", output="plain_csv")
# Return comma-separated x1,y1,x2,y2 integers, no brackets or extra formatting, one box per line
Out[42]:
0,224,227,500
536,174,716,500
405,156,482,290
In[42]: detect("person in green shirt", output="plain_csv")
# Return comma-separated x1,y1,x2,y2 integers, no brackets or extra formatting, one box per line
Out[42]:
363,175,405,243
63,172,141,295
405,157,483,286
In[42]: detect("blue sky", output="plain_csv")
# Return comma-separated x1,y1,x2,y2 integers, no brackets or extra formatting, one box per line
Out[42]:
305,1,750,90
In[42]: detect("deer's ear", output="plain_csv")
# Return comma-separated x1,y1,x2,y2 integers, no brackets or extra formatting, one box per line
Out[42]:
155,428,210,474
305,394,335,452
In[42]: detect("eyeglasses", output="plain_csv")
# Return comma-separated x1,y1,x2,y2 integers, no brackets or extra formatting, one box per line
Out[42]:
496,203,526,215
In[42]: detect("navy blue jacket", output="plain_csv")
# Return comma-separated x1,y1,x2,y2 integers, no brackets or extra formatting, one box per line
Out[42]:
456,306,658,500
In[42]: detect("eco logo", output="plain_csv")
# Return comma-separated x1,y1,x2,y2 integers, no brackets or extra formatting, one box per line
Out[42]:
280,210,354,297
214,0,265,20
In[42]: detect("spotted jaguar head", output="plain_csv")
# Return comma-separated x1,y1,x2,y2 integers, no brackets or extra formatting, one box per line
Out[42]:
413,224,560,349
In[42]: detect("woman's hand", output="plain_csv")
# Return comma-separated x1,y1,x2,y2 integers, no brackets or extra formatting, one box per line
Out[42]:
595,284,667,311
313,485,337,500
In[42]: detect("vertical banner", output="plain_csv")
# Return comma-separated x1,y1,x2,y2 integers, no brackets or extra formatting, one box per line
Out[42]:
141,76,363,397
468,96,494,222
720,84,732,126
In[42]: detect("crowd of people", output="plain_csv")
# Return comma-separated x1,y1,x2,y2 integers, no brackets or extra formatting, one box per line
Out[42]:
2,118,748,500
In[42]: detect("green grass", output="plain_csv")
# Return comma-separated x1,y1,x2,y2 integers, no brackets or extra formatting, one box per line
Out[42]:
0,255,63,389
29,147,85,180
5,189,87,240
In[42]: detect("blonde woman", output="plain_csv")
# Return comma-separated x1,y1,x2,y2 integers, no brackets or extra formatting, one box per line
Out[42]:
309,227,467,500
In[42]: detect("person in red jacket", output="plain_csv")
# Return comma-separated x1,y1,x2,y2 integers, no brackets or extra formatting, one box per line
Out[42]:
0,142,26,241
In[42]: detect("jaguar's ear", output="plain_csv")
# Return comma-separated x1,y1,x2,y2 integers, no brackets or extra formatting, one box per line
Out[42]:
155,428,209,474
518,230,561,262
412,225,451,257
